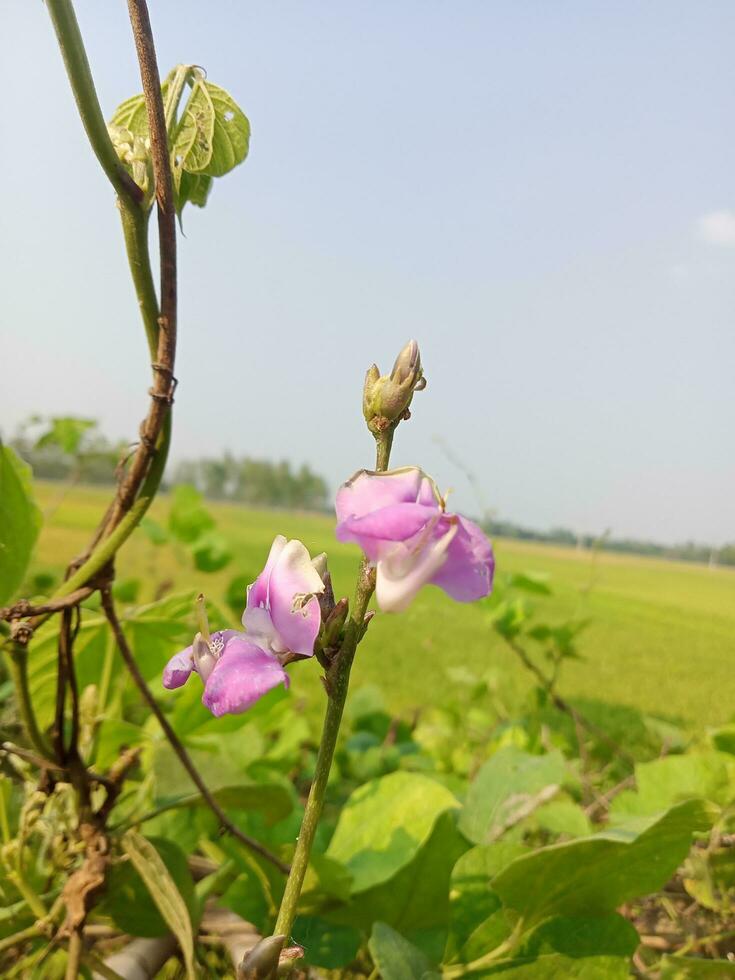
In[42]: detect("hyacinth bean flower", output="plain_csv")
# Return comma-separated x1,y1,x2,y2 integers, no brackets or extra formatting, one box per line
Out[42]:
162,536,326,716
163,625,290,717
335,467,494,613
242,535,326,659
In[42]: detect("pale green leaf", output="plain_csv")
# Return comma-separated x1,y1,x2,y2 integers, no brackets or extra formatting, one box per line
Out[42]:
368,922,439,980
325,772,459,893
121,831,196,978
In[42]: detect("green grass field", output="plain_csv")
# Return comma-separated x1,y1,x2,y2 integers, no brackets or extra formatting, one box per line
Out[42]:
30,483,735,728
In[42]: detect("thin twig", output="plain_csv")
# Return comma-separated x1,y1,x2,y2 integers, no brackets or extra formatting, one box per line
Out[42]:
100,589,290,875
503,636,636,765
0,588,95,623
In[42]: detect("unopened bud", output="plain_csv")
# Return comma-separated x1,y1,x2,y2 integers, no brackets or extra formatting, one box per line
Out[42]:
323,597,349,646
362,340,425,431
238,935,285,979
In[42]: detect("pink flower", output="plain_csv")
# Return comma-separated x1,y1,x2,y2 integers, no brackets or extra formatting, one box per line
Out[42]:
162,536,325,717
242,535,325,659
335,467,494,612
163,629,289,717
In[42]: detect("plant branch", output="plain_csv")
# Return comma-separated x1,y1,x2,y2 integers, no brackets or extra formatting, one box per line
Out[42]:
0,588,94,623
502,635,635,765
273,428,392,941
4,641,51,757
45,0,142,203
99,589,289,875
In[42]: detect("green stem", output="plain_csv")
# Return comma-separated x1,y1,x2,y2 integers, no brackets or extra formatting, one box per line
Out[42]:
48,414,171,605
119,203,159,358
5,642,51,758
273,428,393,941
273,563,375,941
45,0,141,203
375,428,395,471
8,867,48,921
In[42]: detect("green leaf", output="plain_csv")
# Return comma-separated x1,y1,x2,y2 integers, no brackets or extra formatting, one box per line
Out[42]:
0,442,42,604
368,922,439,980
190,531,233,572
325,772,459,893
293,917,361,970
140,517,169,546
609,751,735,821
459,748,568,845
481,954,631,978
330,810,468,938
100,835,195,940
492,799,715,927
121,831,196,977
445,841,526,963
196,81,250,177
176,169,213,213
660,955,735,978
34,416,95,455
168,484,215,543
508,572,552,595
109,92,148,138
520,914,639,959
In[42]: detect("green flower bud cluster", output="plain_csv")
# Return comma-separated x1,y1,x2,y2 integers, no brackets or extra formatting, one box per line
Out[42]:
108,124,154,202
362,339,426,434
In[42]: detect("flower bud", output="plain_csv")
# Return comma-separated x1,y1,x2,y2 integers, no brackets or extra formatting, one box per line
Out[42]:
323,597,349,647
362,340,425,432
238,935,285,979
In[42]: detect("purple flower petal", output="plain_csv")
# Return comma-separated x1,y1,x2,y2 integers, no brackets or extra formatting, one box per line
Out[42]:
336,503,440,561
245,534,287,614
336,468,437,524
202,637,289,717
430,516,495,602
268,539,324,657
163,645,194,689
374,521,457,612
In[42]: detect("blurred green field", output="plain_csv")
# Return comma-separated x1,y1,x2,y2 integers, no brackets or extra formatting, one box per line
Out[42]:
31,482,735,727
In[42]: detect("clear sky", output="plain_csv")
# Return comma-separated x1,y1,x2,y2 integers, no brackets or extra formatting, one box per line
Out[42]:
1,1,733,545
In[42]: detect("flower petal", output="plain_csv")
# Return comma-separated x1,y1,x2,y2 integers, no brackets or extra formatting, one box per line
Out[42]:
336,468,436,524
430,516,495,602
269,539,324,656
202,637,289,717
243,534,287,621
375,521,457,612
336,503,440,561
162,645,194,689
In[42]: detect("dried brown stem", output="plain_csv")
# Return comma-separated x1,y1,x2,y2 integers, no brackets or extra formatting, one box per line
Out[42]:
100,589,290,875
102,0,178,535
0,587,95,623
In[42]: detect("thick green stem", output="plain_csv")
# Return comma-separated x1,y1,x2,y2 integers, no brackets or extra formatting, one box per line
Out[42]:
273,428,394,942
46,0,141,203
5,642,50,758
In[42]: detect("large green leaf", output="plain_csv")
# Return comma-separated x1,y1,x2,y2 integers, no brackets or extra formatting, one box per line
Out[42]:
121,832,196,977
445,842,526,964
459,748,568,845
492,799,715,927
0,443,42,604
325,772,460,893
330,810,468,941
368,922,440,980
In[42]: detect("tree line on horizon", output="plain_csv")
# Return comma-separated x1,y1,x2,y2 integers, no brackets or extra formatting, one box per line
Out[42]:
8,415,734,566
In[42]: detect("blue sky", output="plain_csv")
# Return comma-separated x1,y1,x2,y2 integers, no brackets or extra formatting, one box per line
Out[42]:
1,1,733,544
